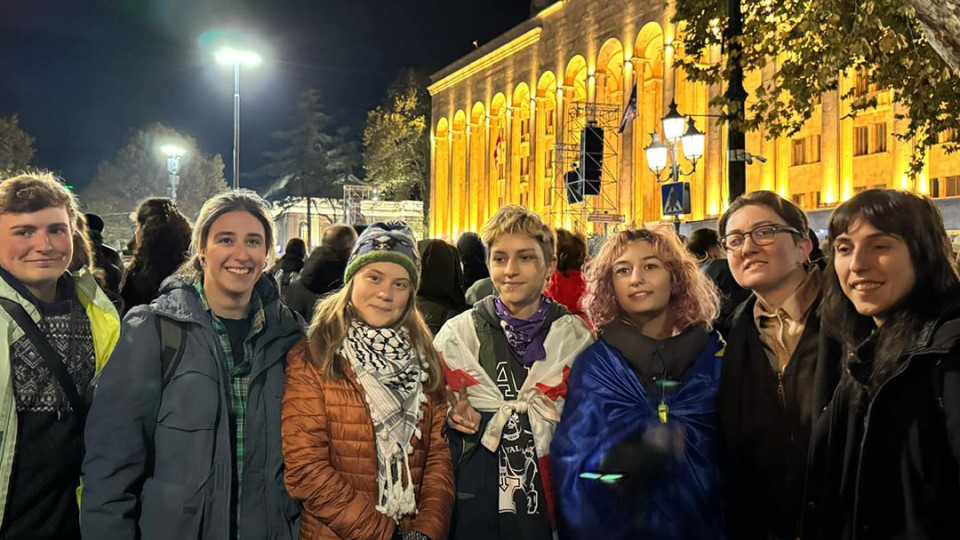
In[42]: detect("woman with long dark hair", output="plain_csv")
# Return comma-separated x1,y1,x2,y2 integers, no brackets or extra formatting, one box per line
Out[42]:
119,198,191,313
802,189,960,539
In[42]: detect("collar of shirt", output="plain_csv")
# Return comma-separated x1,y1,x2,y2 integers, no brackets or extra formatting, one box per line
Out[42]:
193,279,265,376
754,265,821,327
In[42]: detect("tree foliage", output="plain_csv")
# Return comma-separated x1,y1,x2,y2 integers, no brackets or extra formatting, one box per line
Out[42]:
81,122,227,245
259,88,361,203
363,68,430,201
0,115,36,175
674,0,960,174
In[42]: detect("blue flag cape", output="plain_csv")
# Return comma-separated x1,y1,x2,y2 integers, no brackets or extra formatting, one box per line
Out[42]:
551,331,727,540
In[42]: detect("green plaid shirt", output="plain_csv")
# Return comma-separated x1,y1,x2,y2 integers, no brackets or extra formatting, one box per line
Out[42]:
195,281,265,539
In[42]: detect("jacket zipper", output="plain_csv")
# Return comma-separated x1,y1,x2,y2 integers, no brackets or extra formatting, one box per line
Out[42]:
777,370,786,408
851,359,912,535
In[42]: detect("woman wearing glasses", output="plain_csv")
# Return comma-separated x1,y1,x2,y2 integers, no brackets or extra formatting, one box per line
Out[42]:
715,191,839,540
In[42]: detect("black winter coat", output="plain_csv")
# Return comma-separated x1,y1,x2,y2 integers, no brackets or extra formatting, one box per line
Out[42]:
283,247,347,321
801,308,960,540
718,293,841,540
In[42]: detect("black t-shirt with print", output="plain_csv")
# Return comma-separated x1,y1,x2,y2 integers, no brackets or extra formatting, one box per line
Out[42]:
494,348,552,540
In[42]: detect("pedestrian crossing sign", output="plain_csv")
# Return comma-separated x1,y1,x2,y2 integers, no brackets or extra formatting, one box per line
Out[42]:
661,182,691,216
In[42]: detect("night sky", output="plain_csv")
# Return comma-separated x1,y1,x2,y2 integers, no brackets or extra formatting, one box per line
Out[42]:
0,0,530,191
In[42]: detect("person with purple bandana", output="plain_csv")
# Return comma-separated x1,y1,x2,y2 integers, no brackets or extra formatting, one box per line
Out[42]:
433,206,594,540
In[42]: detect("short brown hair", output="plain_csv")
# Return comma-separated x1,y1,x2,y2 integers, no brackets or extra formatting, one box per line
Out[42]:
0,172,80,223
717,190,808,241
480,205,556,263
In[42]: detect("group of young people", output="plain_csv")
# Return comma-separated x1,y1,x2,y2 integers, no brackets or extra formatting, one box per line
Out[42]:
0,169,958,540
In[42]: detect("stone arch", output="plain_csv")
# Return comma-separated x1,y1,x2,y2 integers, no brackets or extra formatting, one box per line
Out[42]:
634,22,666,225
434,117,450,238
562,54,588,162
595,38,625,219
536,71,559,222
469,102,486,231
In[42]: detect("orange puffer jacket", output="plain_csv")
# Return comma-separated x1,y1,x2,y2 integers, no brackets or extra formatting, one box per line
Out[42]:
282,341,455,540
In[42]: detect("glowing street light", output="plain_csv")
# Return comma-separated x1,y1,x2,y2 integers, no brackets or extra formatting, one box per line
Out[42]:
215,46,262,190
160,144,187,202
643,99,704,182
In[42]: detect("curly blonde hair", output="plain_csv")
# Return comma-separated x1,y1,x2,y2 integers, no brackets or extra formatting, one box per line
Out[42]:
582,226,720,331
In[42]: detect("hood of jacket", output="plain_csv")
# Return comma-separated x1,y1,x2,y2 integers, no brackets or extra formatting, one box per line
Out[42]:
457,233,489,288
418,240,467,309
275,255,304,274
298,246,349,295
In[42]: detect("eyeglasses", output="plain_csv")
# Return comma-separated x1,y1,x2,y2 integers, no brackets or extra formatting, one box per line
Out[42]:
721,224,802,252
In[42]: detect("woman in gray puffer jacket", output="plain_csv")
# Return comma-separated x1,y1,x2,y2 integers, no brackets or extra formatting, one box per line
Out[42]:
81,192,304,540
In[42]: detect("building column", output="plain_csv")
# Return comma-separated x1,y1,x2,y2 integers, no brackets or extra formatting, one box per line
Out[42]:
429,130,437,237
821,89,841,205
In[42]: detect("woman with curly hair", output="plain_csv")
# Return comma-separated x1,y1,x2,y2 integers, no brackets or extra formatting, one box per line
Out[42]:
119,198,192,313
552,226,726,539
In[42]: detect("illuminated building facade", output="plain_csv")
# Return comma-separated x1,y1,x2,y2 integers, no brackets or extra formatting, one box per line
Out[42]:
427,0,960,239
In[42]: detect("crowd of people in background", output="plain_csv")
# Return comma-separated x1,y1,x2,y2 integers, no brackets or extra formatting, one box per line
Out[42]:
1,168,959,540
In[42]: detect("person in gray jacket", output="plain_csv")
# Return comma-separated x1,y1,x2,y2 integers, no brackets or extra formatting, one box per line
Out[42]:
80,191,304,540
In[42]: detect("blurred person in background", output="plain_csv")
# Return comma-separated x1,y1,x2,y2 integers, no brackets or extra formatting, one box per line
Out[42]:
119,198,191,314
284,224,357,321
268,238,306,298
545,228,587,319
457,232,488,293
416,239,469,335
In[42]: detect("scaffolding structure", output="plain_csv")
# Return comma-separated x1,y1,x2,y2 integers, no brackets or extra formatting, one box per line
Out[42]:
343,185,374,225
547,101,624,234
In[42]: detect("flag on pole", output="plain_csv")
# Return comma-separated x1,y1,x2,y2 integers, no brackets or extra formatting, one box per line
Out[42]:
493,127,505,168
618,83,638,134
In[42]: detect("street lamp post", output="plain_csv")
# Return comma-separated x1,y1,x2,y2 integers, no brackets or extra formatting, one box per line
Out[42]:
160,144,187,203
644,99,705,233
215,47,262,190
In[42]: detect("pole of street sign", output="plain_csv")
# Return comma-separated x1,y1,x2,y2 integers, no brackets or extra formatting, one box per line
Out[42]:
726,0,747,203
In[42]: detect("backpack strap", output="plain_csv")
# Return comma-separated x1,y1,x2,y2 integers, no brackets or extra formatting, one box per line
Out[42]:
0,297,88,416
158,316,186,389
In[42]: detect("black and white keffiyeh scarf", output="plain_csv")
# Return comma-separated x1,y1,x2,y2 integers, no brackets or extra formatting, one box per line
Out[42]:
340,319,428,521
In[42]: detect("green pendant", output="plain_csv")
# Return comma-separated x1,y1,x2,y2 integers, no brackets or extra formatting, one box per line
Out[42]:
658,402,668,424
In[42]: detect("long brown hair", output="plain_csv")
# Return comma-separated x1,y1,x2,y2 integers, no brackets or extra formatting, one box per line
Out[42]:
306,278,444,394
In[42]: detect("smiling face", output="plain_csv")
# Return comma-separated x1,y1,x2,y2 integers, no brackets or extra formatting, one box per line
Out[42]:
488,233,556,319
201,211,268,308
349,261,412,327
0,206,73,301
833,217,916,326
612,240,672,334
725,204,811,300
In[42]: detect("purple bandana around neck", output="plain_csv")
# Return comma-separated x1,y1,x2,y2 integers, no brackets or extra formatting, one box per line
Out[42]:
494,295,554,367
